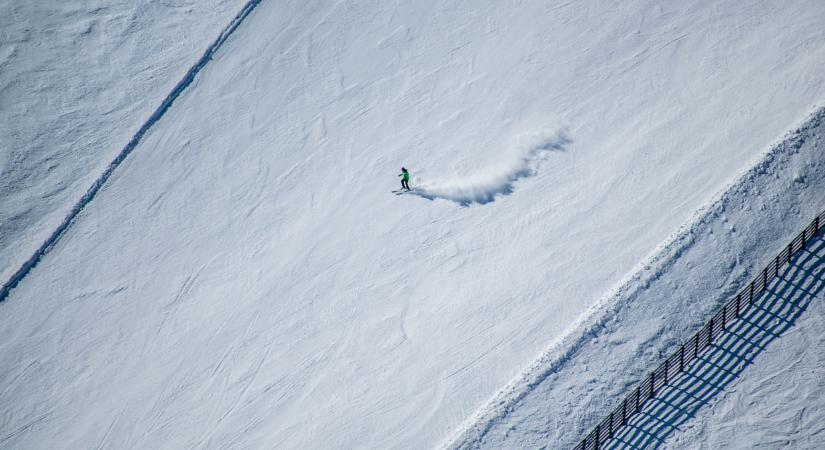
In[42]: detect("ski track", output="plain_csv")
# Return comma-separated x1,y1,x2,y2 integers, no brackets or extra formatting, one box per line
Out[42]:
0,0,264,303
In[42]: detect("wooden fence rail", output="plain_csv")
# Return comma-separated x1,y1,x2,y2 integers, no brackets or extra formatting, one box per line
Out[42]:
573,210,824,450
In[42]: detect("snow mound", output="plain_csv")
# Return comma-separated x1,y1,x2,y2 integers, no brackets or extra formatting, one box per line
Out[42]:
410,131,570,206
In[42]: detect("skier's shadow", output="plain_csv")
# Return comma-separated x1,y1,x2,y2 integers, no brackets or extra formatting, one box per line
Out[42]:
605,233,825,449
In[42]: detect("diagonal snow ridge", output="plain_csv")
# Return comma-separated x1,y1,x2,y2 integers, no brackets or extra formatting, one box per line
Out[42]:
410,130,570,206
609,235,825,448
442,106,825,449
0,0,263,303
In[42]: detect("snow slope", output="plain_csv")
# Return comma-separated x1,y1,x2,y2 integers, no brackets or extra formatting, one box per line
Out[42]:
669,239,825,450
0,0,244,285
448,108,825,449
620,232,825,450
2,1,825,449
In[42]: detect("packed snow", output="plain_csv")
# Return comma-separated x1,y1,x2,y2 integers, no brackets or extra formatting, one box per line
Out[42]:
448,108,825,449
1,1,825,449
619,233,825,449
0,0,245,285
669,239,825,449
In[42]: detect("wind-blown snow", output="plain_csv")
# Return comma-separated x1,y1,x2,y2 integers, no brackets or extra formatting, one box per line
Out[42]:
1,1,825,449
411,131,569,205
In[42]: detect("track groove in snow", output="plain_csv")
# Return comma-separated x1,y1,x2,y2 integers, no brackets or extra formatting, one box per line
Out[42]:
0,0,264,303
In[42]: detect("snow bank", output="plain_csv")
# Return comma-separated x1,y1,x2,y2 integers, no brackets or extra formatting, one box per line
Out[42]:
445,107,825,449
669,244,825,449
0,0,245,284
611,236,825,449
0,0,262,303
411,131,570,206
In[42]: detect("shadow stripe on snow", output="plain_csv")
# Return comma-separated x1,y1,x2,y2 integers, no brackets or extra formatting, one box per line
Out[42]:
0,0,265,303
442,105,825,449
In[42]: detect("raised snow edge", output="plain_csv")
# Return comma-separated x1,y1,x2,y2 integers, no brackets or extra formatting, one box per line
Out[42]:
0,0,264,303
441,104,825,449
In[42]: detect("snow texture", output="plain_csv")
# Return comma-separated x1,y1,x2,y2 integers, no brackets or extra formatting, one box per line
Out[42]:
447,108,825,449
0,0,262,302
0,0,246,286
410,130,570,206
1,1,825,449
610,234,825,449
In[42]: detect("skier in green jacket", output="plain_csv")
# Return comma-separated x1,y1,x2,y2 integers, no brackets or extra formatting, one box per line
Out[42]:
399,167,411,190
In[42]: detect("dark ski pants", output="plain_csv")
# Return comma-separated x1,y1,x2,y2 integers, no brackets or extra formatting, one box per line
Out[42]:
401,179,410,190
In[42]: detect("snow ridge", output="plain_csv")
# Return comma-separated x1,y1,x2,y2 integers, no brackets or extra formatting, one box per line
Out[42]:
0,0,263,303
442,105,825,449
609,237,825,448
410,130,570,206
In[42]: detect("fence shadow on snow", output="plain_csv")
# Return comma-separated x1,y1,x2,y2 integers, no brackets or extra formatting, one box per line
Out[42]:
575,211,825,450
605,233,825,449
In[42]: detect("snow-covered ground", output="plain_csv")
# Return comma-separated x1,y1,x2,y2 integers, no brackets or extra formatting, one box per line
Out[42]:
448,108,825,449
0,0,245,284
2,1,825,449
668,236,825,449
624,232,825,450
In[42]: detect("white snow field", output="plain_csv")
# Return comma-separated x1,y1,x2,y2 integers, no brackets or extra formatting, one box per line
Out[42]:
2,1,825,449
0,0,245,285
450,109,825,449
625,230,825,450
670,237,825,450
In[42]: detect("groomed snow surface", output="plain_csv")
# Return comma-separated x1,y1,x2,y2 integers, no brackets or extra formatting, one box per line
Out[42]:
449,108,825,449
0,0,246,285
2,1,825,449
620,231,825,449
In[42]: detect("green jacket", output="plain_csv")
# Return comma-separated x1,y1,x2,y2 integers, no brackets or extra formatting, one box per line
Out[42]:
399,171,410,181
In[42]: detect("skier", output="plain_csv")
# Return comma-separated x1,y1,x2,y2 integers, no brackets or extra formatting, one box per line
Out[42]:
399,167,411,191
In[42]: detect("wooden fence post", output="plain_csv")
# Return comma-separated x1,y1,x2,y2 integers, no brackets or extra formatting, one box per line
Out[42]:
735,293,740,317
708,317,714,344
622,398,627,425
694,333,699,358
722,305,726,330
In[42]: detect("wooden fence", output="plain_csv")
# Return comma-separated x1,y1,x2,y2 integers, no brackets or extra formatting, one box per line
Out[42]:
573,210,824,450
